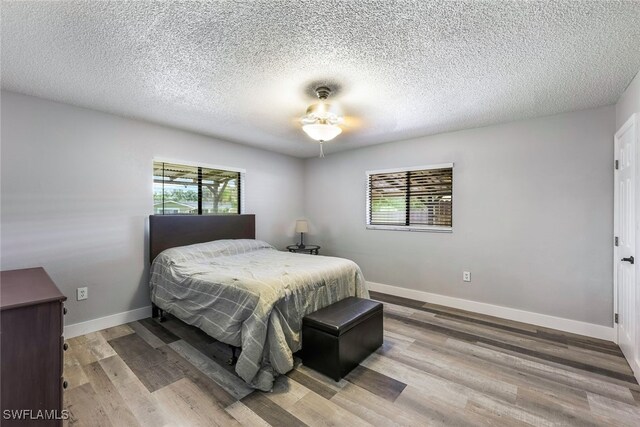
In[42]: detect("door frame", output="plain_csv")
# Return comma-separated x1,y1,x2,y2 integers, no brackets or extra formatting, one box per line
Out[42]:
613,112,637,346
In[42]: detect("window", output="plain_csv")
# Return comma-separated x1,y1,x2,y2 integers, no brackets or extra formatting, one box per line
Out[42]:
366,163,453,232
153,161,243,215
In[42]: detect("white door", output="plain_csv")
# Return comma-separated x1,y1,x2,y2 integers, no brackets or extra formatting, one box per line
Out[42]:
614,114,637,362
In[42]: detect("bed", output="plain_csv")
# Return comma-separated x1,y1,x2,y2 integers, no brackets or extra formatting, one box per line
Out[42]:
148,215,368,391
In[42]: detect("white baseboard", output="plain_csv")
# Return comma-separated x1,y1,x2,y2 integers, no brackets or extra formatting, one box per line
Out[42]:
63,284,615,342
64,306,151,338
367,281,615,342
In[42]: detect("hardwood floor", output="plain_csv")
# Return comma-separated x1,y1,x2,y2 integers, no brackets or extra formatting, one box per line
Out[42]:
63,292,640,426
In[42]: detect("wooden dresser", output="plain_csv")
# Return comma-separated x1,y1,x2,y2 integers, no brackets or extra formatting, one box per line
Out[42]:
1,267,67,426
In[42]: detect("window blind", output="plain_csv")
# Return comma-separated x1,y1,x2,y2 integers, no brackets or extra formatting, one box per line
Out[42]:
153,161,242,215
368,166,452,229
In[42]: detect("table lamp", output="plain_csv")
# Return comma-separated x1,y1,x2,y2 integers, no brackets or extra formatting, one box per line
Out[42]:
295,220,309,248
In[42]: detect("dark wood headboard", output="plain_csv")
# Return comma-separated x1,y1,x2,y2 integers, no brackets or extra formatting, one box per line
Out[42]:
149,214,256,263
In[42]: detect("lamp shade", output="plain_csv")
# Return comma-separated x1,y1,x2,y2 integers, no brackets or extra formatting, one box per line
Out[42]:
295,220,309,233
302,123,342,142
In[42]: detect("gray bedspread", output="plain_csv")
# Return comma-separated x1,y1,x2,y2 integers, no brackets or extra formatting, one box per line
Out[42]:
149,239,368,391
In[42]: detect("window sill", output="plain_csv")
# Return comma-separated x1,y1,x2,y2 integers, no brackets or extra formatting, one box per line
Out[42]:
366,225,453,233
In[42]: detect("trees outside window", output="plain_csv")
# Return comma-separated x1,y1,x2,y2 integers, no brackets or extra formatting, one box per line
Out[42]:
153,162,242,215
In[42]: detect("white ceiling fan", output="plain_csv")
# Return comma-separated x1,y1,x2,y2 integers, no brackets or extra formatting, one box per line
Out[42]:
299,86,361,157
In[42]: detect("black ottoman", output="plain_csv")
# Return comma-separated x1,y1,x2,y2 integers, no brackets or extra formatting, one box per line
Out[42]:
302,297,383,381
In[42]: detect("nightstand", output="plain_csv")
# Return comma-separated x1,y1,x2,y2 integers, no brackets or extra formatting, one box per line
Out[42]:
287,245,321,255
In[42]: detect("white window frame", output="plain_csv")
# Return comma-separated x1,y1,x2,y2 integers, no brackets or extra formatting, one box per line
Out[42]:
153,157,246,214
365,163,453,233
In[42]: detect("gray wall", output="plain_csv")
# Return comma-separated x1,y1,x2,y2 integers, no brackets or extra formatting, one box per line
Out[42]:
0,90,619,328
305,106,615,326
0,91,305,325
616,70,640,128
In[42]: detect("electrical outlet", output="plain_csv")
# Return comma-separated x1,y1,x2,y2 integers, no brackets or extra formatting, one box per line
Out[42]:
77,287,88,301
463,271,471,282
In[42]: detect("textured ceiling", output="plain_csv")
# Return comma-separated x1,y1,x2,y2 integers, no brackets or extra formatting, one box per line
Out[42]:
2,1,640,158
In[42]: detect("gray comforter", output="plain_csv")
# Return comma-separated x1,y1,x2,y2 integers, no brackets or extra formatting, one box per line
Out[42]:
149,239,368,391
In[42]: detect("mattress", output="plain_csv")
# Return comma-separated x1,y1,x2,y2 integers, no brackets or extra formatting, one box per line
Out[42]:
149,239,368,391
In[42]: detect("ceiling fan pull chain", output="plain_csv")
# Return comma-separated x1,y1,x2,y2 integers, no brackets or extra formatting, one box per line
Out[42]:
319,142,325,158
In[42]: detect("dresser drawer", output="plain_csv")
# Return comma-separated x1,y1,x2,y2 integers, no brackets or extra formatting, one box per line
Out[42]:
1,302,64,425
1,268,67,426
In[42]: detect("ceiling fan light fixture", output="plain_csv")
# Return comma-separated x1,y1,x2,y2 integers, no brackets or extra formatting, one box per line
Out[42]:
300,86,345,156
302,122,342,142
304,102,343,123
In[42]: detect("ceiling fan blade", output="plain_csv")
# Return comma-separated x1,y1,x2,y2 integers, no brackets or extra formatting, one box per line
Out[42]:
340,115,364,129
